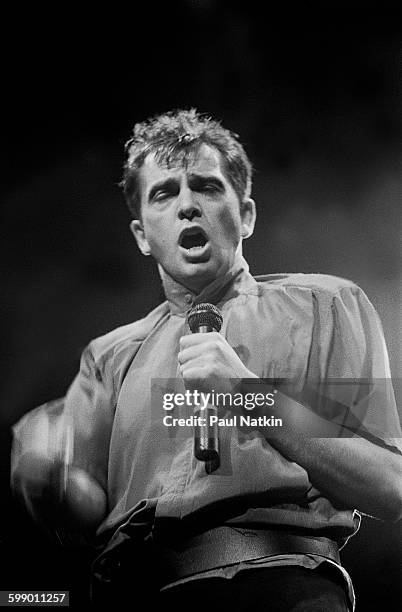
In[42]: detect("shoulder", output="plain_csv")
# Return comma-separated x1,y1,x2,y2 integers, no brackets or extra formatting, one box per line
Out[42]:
254,272,381,337
87,301,170,365
254,272,360,298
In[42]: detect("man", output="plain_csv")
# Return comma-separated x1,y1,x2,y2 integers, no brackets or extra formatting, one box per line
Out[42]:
11,109,402,610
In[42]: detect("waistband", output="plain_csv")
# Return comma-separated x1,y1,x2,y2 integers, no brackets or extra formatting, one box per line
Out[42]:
152,526,341,586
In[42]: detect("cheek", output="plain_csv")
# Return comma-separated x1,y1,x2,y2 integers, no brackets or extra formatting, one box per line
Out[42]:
145,226,175,259
148,234,171,255
143,215,172,249
215,207,242,241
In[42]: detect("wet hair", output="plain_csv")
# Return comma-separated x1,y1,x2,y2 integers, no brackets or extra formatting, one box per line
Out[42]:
120,108,253,218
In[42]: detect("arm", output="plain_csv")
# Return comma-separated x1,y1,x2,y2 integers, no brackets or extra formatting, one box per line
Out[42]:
179,284,402,522
283,283,402,522
266,283,402,522
254,388,402,522
11,344,113,535
12,449,107,534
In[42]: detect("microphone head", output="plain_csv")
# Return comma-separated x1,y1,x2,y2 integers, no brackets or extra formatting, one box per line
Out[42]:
187,303,223,333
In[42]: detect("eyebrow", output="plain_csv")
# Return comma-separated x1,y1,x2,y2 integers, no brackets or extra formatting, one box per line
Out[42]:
147,173,226,203
187,173,225,191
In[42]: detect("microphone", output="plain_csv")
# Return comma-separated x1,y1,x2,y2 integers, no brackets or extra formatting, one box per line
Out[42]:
187,303,223,471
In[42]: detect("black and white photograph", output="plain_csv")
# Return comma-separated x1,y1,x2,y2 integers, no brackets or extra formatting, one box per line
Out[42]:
1,3,401,610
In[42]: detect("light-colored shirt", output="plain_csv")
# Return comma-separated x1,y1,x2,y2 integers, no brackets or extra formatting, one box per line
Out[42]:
11,252,402,610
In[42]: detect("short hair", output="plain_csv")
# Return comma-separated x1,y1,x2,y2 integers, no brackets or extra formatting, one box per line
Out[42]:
121,108,253,218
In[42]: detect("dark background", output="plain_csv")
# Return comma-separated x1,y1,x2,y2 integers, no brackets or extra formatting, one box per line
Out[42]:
1,2,401,609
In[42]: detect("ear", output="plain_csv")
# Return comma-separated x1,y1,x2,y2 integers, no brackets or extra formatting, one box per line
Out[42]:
240,198,256,239
130,220,151,256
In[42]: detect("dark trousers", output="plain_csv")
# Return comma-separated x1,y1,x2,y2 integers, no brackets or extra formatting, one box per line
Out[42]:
158,566,351,612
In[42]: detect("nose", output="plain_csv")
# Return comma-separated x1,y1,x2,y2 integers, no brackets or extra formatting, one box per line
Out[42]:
177,186,201,220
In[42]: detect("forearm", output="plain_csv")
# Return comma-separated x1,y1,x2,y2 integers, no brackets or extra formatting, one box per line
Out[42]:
269,426,402,522
243,383,402,522
12,452,107,533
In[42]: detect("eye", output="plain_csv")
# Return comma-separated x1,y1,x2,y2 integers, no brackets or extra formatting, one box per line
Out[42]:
153,190,171,201
197,182,221,195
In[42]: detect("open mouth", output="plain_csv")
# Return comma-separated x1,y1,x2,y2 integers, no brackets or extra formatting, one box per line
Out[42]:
179,227,209,251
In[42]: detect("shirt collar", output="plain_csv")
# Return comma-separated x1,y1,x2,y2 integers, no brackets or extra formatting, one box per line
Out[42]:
158,246,259,315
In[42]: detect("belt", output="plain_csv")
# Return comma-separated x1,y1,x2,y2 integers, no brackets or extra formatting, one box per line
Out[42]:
152,526,341,585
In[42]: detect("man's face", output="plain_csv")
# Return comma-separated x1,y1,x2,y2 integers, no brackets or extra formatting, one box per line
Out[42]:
130,144,255,293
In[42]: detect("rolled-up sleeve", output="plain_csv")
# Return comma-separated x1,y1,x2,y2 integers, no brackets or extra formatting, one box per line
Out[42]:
11,343,115,493
61,343,115,488
307,284,402,454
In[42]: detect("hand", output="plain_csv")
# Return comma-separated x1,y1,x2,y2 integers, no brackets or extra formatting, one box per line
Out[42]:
13,453,107,533
178,331,258,395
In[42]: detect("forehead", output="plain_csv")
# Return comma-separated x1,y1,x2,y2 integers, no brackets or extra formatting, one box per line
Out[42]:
139,144,228,193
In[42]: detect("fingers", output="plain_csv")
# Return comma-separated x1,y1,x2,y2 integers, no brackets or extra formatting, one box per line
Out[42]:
179,331,222,348
178,332,246,385
178,344,210,365
178,332,225,364
178,340,223,379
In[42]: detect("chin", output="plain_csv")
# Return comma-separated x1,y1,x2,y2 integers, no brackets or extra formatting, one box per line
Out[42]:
179,261,225,292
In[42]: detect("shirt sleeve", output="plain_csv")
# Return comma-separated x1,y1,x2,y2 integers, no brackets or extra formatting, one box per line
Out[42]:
61,343,115,488
306,283,402,454
11,343,115,492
